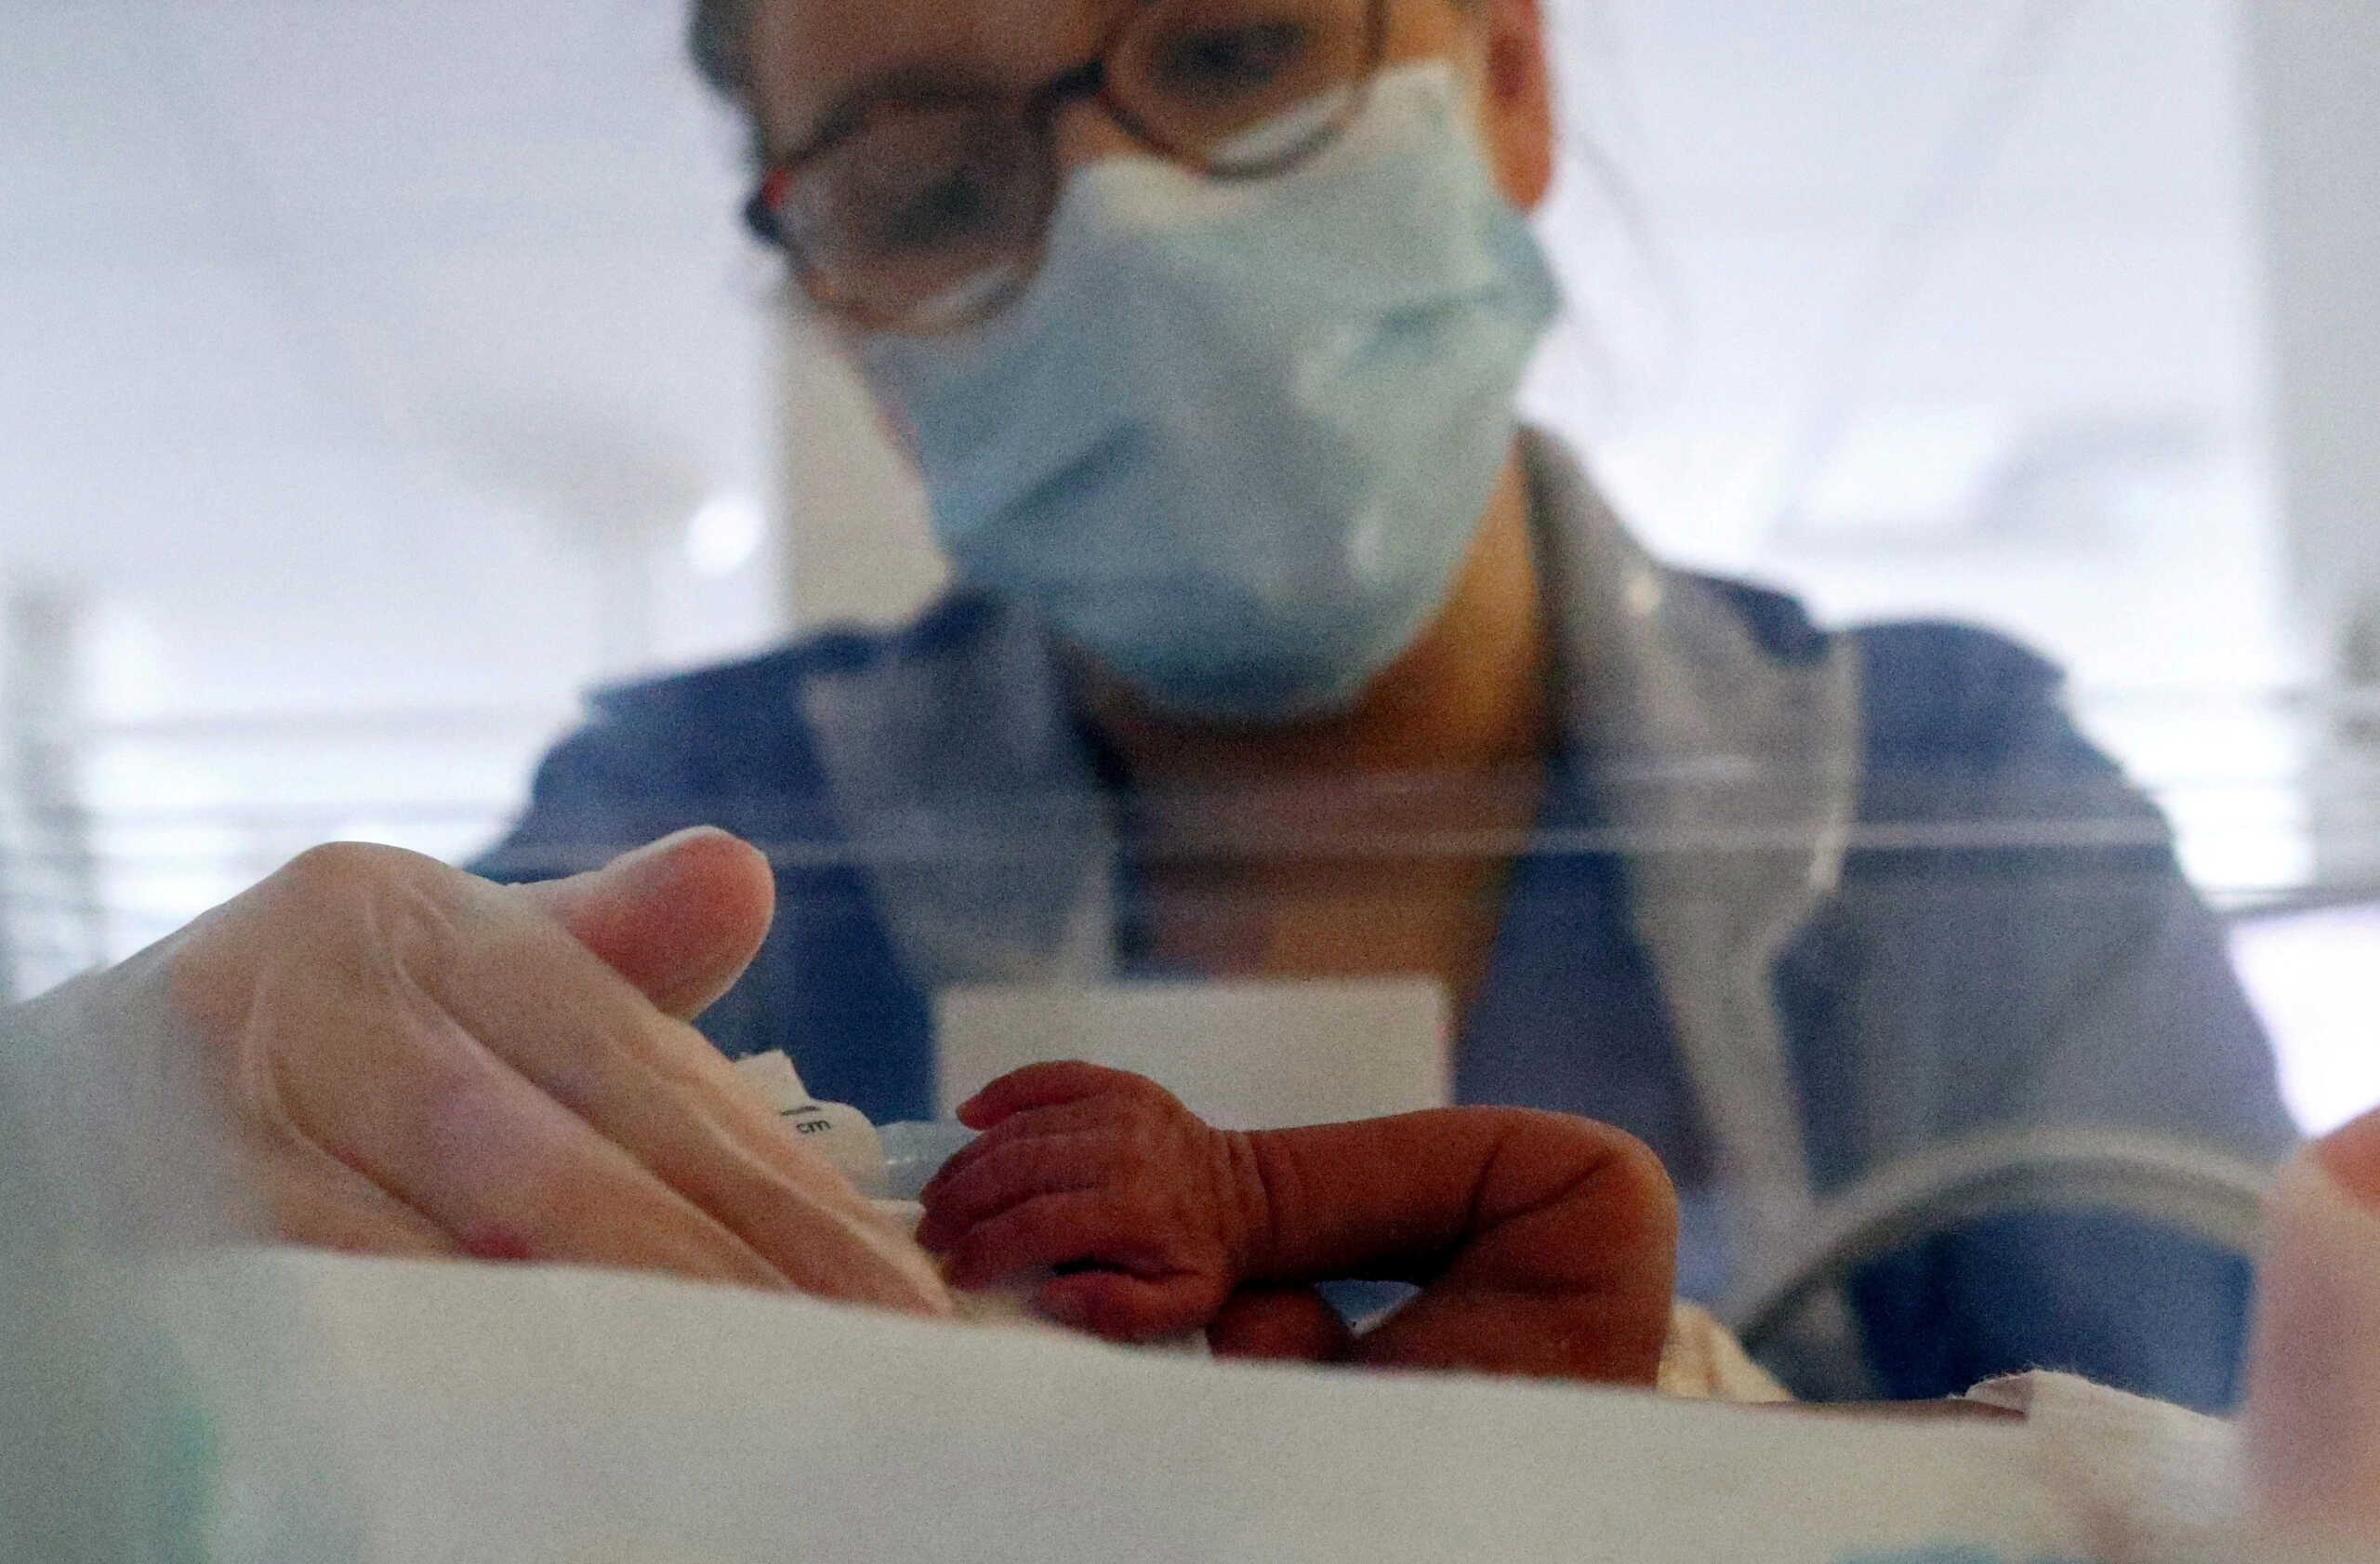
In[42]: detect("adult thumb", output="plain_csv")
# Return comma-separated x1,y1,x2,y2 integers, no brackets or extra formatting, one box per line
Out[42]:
519,828,776,1021
2244,1105,2380,1549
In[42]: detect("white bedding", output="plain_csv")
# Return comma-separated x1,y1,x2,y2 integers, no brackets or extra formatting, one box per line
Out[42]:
153,1249,2100,1564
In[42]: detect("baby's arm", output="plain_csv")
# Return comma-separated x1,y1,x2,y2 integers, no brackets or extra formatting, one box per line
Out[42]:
1246,1103,1677,1384
915,1062,1675,1385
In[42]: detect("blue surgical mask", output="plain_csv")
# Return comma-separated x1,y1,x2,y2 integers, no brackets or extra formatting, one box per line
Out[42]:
856,62,1560,723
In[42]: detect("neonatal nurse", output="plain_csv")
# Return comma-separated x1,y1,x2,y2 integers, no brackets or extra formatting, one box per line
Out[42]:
469,0,2298,1405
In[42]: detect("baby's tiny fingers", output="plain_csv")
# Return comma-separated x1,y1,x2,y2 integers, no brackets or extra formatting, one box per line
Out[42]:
915,1131,1117,1250
1208,1284,1355,1363
922,1096,1131,1196
957,1061,1159,1130
941,1190,1148,1291
1038,1270,1226,1344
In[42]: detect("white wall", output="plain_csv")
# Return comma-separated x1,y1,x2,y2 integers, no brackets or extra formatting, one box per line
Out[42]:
1530,0,2306,899
0,0,794,972
2243,0,2380,893
778,314,942,629
2246,0,2380,666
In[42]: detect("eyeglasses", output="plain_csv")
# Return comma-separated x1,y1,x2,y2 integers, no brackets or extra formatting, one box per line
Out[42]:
745,0,1392,335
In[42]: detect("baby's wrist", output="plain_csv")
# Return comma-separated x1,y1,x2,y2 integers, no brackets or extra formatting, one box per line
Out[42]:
1210,1127,1277,1279
1227,1128,1318,1280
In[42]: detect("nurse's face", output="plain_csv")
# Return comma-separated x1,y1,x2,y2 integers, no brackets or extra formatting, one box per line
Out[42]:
739,0,1555,331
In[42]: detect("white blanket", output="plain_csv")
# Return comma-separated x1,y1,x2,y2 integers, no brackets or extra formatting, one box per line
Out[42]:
157,1249,2093,1564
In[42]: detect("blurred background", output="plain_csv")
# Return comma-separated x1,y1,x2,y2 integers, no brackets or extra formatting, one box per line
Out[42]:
2,0,2373,1129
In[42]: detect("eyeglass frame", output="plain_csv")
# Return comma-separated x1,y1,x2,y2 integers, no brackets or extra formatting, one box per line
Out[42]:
741,0,1395,333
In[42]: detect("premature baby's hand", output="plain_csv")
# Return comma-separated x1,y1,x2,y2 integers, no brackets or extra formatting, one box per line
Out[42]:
916,1062,1266,1342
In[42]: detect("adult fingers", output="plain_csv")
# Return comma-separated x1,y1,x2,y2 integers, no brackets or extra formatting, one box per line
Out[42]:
190,843,949,1314
2316,1104,2380,1202
520,828,777,1022
410,866,949,1309
252,1133,464,1259
224,916,798,1291
507,832,945,1305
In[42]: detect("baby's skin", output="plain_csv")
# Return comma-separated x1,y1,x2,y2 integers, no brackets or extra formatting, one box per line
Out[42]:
915,1061,1678,1385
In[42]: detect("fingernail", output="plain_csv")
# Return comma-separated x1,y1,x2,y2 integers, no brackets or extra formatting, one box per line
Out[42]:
609,826,729,875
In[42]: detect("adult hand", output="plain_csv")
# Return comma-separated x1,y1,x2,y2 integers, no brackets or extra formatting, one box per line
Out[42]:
2246,1100,2380,1544
145,828,950,1314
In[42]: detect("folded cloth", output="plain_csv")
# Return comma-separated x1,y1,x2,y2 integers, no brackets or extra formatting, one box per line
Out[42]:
1657,1303,1793,1404
1966,1372,2249,1564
